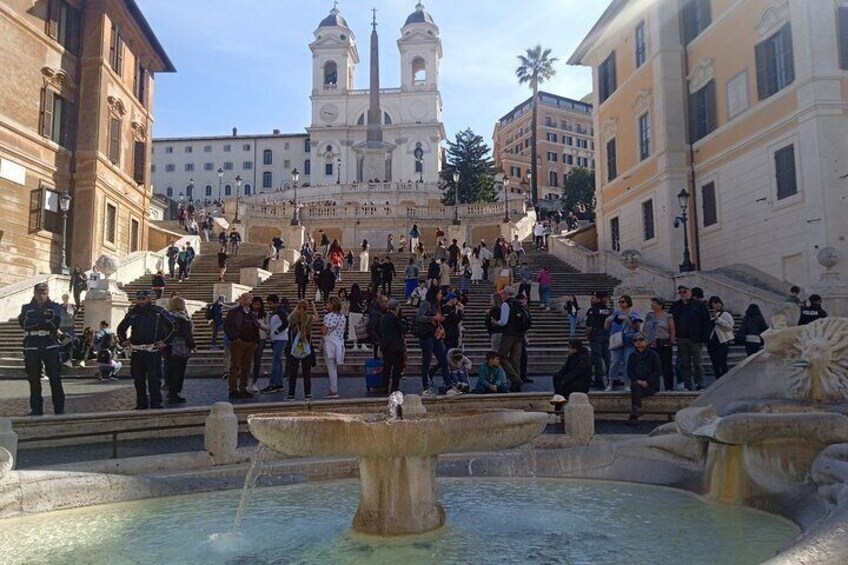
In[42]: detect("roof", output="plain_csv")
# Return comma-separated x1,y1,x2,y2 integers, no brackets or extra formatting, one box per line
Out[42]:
318,7,349,29
404,2,435,26
496,91,593,127
567,0,629,66
124,0,175,72
153,132,308,143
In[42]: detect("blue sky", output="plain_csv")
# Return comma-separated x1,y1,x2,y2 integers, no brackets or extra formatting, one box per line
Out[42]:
137,0,608,143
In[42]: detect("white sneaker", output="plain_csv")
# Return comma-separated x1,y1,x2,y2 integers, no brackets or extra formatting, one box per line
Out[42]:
604,385,614,392
422,389,435,397
41,376,49,381
62,360,73,368
78,361,86,368
246,383,260,394
445,388,462,397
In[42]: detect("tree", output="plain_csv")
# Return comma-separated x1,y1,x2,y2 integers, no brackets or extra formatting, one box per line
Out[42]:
515,45,558,206
561,167,596,215
440,128,497,205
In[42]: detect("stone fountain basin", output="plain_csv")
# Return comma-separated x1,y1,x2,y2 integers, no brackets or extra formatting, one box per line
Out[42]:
248,410,549,458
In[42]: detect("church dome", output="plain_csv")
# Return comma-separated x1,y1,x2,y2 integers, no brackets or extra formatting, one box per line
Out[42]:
404,2,435,26
318,7,349,29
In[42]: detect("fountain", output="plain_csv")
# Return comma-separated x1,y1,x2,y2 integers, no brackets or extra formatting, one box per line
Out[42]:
248,394,548,535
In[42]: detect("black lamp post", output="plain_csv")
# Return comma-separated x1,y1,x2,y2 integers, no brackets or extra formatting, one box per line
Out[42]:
452,170,461,225
233,175,242,224
674,188,695,272
58,191,71,275
217,167,224,204
337,157,342,184
502,176,511,223
290,168,301,226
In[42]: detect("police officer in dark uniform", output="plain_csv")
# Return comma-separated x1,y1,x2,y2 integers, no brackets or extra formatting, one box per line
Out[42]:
117,290,174,410
18,283,65,415
799,294,828,326
585,292,612,389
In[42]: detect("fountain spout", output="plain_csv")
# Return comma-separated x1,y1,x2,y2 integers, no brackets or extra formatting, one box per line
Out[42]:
388,391,404,421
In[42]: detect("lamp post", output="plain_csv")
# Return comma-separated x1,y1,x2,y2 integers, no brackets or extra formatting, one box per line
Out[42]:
502,176,511,223
337,157,342,184
217,167,224,204
674,188,695,272
58,191,71,275
290,168,301,226
233,175,242,224
452,170,461,225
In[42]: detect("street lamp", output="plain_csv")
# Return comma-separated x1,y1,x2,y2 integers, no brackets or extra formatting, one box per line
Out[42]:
233,175,242,224
452,170,461,225
217,167,224,204
58,191,71,275
502,176,511,223
336,157,342,184
290,168,301,226
674,188,695,272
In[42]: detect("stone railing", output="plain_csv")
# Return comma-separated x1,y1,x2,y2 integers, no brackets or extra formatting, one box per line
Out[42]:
243,202,512,222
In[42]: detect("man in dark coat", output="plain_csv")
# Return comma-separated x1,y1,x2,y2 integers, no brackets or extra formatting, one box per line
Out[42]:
626,332,662,426
19,283,65,415
553,340,593,398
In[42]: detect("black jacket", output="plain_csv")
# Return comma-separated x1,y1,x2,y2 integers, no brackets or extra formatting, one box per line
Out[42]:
367,302,384,345
626,348,662,389
294,262,309,284
380,311,407,355
553,348,593,395
117,304,175,346
585,304,612,338
442,303,463,342
318,268,336,294
799,306,827,326
670,299,710,342
19,299,63,351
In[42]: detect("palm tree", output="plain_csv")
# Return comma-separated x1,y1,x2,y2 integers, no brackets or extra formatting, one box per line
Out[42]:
515,45,558,206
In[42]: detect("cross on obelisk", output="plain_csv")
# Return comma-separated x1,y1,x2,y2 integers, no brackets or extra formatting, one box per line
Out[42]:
371,7,377,29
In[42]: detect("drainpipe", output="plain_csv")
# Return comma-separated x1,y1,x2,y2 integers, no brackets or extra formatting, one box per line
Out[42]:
681,36,702,271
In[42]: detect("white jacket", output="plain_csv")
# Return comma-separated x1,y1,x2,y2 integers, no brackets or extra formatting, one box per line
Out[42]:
711,311,735,344
268,311,289,342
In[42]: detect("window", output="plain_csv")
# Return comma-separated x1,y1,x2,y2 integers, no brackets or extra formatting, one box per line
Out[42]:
839,8,848,70
130,219,139,252
223,162,233,170
132,141,146,184
544,116,554,127
39,89,74,147
701,181,717,227
166,186,173,197
108,24,123,75
104,203,117,244
689,80,717,142
606,138,617,181
263,172,272,189
242,161,253,170
755,24,795,100
263,149,272,165
28,188,61,234
133,62,147,106
642,199,655,240
415,160,423,173
325,163,333,176
304,159,311,175
599,51,617,103
165,164,175,172
547,152,558,162
244,184,251,195
510,166,521,178
224,184,232,196
185,163,194,172
638,113,651,160
204,145,212,152
165,146,173,154
563,154,574,165
635,21,647,67
205,185,212,196
549,171,558,187
108,117,121,165
578,157,590,168
204,163,213,171
577,139,588,149
682,0,711,44
151,164,156,173
223,144,231,152
546,133,557,142
564,136,573,146
304,138,311,153
243,144,251,151
774,144,797,200
610,217,621,252
284,142,290,150
46,0,81,54
284,159,291,169
184,146,192,153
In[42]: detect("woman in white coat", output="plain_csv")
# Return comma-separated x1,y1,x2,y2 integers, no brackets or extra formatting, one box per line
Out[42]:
470,247,483,284
359,239,370,273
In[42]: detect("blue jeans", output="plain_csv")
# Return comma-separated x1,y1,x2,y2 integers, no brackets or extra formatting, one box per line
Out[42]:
419,336,449,391
568,314,577,338
540,286,551,308
131,350,163,409
607,344,635,386
252,339,267,384
590,334,610,380
474,381,509,394
269,340,287,386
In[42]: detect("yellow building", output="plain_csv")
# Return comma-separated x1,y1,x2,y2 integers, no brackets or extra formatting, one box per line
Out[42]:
570,0,848,287
0,0,174,287
492,91,595,208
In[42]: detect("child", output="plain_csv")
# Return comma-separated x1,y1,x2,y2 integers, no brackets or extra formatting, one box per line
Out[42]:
445,348,472,395
475,351,509,394
97,349,122,381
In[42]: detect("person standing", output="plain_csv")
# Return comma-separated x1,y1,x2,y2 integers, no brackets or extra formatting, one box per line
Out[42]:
380,299,407,394
347,283,366,350
584,292,611,389
69,266,87,307
223,292,260,399
117,290,175,410
359,239,371,272
415,285,451,395
563,295,580,337
319,230,330,256
328,239,345,282
442,292,464,351
552,340,593,398
626,332,662,426
58,294,77,368
209,295,226,349
165,243,179,279
409,224,420,252
163,296,195,404
176,246,188,282
438,258,451,294
404,257,420,299
285,300,315,401
217,246,229,282
381,256,396,296
318,263,336,303
262,295,289,394
643,297,676,391
345,250,355,272
486,293,504,351
448,239,460,274
470,247,483,285
399,234,407,254
19,283,65,416
247,297,269,394
229,230,241,256
491,286,531,392
151,271,166,299
706,296,735,380
799,294,828,325
294,256,310,301
670,285,710,391
739,304,768,355
604,295,642,391
321,296,346,399
537,266,553,311
184,243,196,280
386,233,395,253
479,242,492,282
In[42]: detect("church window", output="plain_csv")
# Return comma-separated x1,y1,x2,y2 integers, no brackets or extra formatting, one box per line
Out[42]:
384,112,392,125
412,57,427,84
263,149,272,165
323,61,338,88
224,184,231,196
325,163,333,176
263,172,272,188
304,159,311,175
244,184,251,195
357,114,365,126
304,138,311,152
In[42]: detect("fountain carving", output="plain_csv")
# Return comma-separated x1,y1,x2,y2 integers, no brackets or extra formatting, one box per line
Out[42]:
248,394,547,535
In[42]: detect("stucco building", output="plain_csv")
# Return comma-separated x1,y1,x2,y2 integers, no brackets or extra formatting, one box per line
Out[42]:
0,0,173,287
492,91,595,206
569,0,848,287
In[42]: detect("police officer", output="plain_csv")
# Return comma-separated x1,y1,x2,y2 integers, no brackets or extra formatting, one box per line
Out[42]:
585,292,612,389
18,283,65,415
117,290,174,410
799,294,828,326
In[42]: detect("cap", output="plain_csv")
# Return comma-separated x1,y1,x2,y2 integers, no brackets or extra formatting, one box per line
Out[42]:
445,292,458,300
34,282,49,292
503,286,516,297
632,331,647,341
136,290,151,299
677,285,690,291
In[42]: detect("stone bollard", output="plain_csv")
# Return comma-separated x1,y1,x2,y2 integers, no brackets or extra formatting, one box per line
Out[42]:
204,402,239,465
562,393,595,445
403,394,427,418
0,418,17,471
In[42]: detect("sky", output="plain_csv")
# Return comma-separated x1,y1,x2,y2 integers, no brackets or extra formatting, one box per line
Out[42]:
136,0,609,143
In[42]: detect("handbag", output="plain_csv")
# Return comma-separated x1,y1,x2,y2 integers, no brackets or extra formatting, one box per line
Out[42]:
355,314,370,341
609,331,624,351
171,336,190,358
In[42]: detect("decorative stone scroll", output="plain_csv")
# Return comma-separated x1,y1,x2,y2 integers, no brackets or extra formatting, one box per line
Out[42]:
753,1,790,38
600,118,618,142
106,95,127,116
688,58,715,94
631,89,652,115
41,67,74,94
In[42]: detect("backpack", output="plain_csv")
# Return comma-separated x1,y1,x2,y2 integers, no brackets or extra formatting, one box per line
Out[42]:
289,331,312,359
205,306,215,320
505,299,532,334
99,331,115,351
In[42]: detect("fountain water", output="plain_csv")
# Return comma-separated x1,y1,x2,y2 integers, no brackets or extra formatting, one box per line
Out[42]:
234,444,270,529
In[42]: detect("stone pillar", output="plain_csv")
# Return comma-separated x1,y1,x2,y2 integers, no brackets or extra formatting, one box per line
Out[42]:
0,418,17,471
446,224,466,247
613,250,655,315
83,255,130,330
266,259,291,274
809,247,848,317
204,402,239,465
240,267,272,287
562,393,594,445
212,282,253,303
280,225,306,251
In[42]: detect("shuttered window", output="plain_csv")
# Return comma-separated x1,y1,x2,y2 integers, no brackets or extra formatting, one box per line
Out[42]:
606,138,617,181
642,199,655,241
682,0,711,44
689,80,717,142
134,63,148,106
610,217,621,252
599,52,617,103
130,219,140,252
109,117,121,165
109,24,123,75
755,24,794,100
775,145,797,200
839,8,848,70
133,141,146,184
702,182,718,227
105,204,117,243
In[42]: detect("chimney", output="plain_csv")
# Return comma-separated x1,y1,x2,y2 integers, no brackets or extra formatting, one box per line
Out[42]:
273,129,280,135
232,127,238,137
